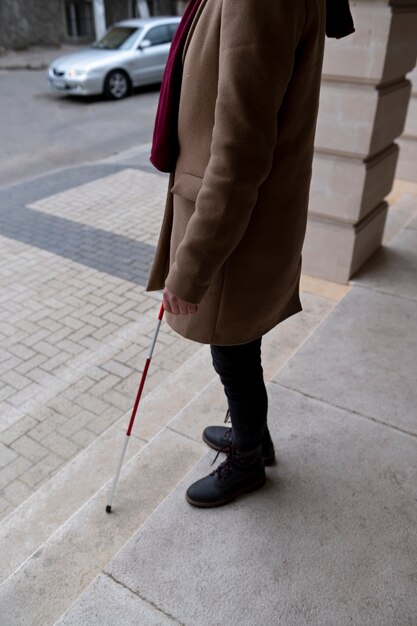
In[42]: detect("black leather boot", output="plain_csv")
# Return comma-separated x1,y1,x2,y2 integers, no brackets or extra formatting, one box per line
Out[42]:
202,425,276,466
186,444,266,508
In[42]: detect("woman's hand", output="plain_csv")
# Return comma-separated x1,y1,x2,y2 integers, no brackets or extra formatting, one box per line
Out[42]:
163,287,198,315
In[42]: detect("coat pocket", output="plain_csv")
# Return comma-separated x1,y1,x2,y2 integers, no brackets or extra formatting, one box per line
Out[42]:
170,172,203,203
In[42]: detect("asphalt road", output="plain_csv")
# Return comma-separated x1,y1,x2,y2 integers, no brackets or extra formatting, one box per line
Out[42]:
0,69,160,187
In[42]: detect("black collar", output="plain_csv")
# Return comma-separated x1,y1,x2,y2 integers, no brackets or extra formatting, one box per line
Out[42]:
326,0,355,39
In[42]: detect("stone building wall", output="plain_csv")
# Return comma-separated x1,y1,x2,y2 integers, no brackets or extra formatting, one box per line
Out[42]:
302,0,417,282
104,0,131,27
0,0,62,49
146,1,184,15
0,0,187,49
397,66,417,182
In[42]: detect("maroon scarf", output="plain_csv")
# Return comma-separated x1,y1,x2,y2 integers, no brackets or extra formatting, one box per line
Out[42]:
150,0,203,173
150,0,355,174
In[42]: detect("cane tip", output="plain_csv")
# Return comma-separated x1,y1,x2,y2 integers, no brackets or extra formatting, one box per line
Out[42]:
106,505,112,514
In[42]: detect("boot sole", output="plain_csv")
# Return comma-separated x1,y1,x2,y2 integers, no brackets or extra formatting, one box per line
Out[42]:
202,433,276,467
185,475,267,508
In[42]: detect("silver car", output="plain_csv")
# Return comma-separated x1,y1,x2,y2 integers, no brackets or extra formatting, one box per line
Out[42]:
48,17,180,100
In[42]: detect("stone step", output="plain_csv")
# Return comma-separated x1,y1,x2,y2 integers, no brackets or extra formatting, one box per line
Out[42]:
1,426,206,626
0,344,216,586
0,289,337,625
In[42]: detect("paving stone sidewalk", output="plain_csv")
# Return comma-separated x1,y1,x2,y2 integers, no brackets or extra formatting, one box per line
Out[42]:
0,162,200,520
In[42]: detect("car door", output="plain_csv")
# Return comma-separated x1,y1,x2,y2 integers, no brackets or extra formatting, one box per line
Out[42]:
134,24,173,85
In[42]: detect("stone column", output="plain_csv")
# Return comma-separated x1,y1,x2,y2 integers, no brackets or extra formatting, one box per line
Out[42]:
302,0,417,283
137,1,151,18
397,66,417,181
93,0,107,40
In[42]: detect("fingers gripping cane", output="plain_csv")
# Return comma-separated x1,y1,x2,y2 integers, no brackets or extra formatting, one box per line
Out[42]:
106,303,164,513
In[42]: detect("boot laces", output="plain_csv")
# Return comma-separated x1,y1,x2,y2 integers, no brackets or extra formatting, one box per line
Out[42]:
210,444,235,485
211,410,235,484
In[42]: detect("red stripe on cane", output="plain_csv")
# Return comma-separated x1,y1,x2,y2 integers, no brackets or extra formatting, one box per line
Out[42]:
126,357,151,436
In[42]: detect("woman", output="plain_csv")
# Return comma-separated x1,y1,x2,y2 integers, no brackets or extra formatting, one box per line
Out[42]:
148,0,354,507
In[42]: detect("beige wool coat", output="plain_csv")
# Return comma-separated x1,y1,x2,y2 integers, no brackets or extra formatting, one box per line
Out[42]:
147,0,326,345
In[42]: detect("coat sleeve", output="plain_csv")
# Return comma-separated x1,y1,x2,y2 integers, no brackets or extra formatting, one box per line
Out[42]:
165,0,305,304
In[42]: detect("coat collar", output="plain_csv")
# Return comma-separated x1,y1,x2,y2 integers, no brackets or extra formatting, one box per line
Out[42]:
182,0,209,63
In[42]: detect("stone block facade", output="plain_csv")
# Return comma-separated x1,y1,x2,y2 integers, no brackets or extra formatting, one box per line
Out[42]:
0,0,186,49
310,145,398,224
303,0,417,283
397,66,417,181
0,0,62,49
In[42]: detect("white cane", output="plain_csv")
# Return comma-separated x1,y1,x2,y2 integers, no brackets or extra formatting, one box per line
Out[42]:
106,303,164,513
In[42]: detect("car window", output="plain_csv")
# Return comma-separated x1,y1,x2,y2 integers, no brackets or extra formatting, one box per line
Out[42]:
167,23,179,41
93,26,142,50
146,25,171,46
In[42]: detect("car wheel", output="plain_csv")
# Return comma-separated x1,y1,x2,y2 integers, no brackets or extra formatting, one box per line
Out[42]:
103,70,131,100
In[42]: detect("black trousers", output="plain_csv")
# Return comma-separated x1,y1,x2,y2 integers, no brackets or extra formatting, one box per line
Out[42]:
210,337,268,451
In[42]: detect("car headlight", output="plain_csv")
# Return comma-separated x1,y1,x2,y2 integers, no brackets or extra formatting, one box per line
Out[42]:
67,68,88,78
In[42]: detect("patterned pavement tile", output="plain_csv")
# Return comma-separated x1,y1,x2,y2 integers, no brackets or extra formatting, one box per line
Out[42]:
0,168,201,520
